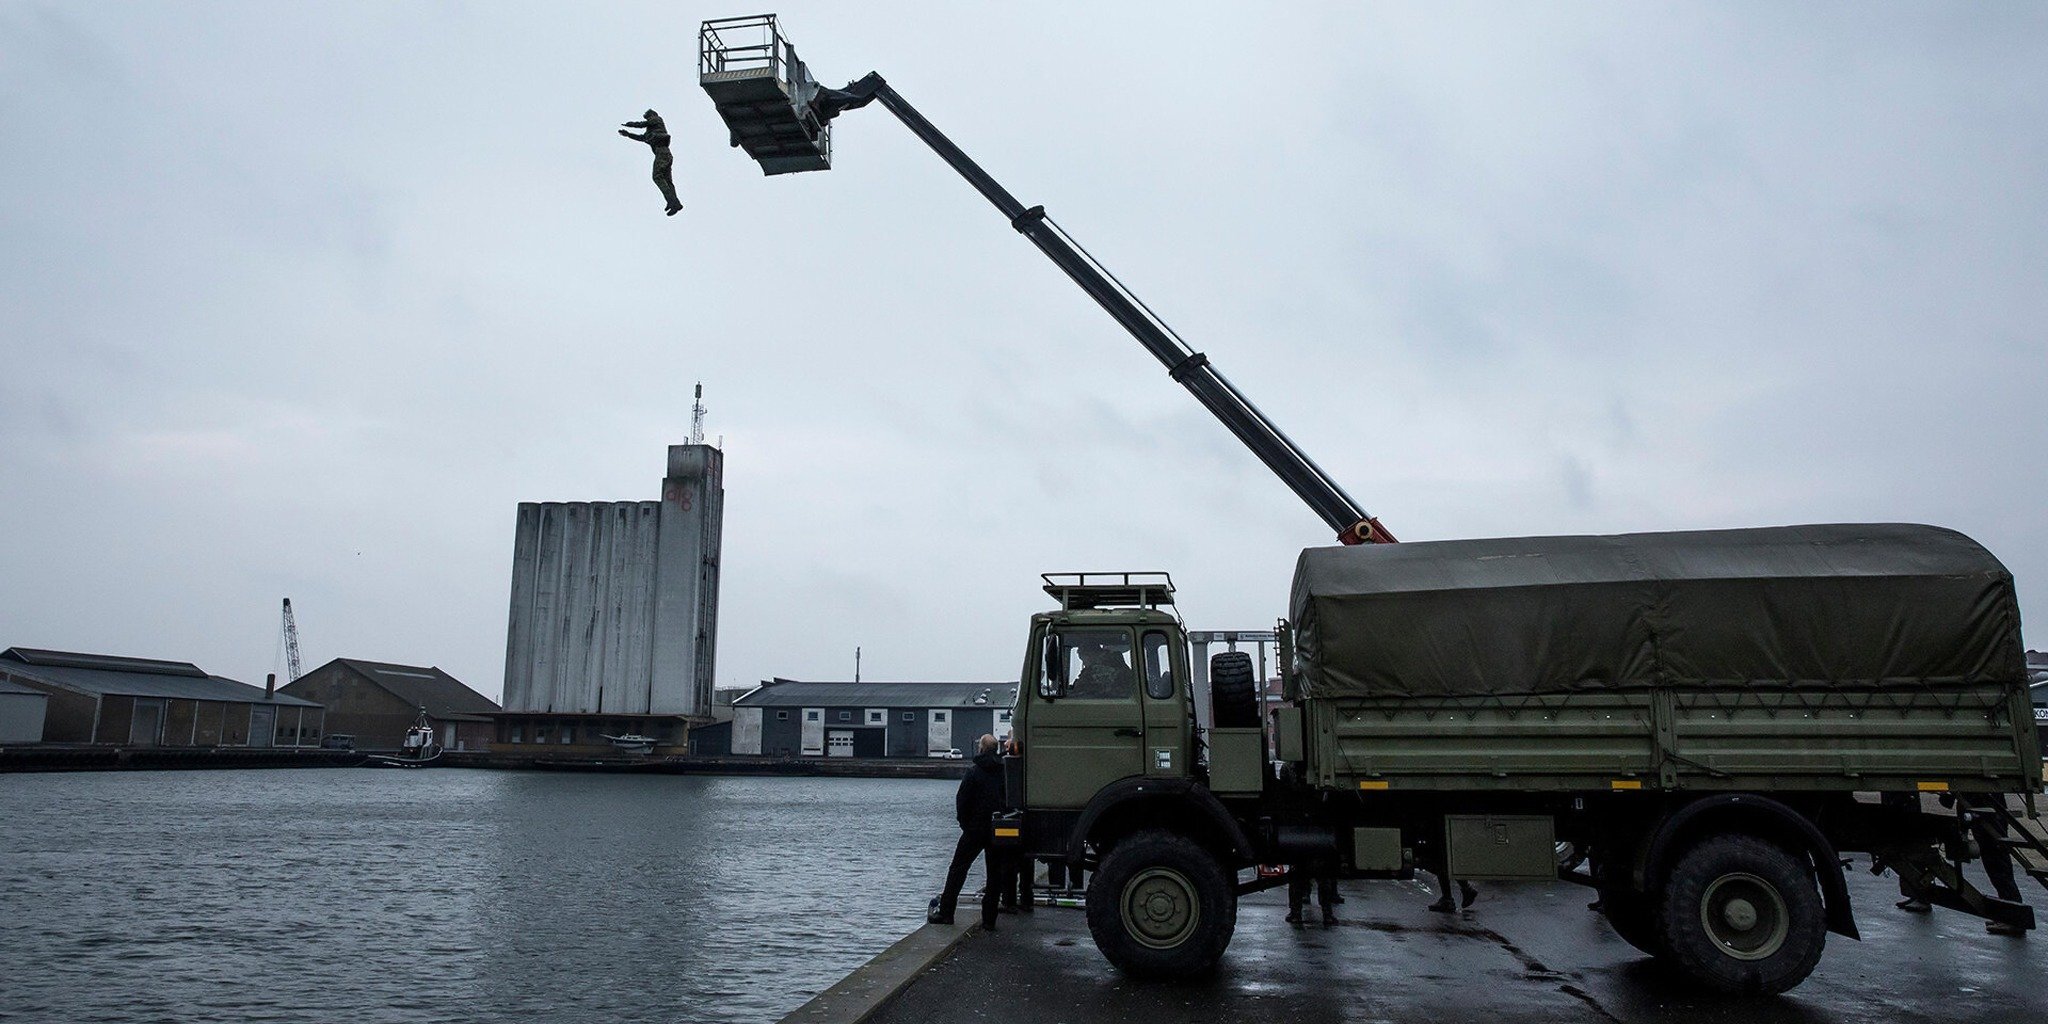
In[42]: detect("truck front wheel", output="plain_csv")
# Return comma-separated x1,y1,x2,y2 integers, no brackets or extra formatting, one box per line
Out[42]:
1086,829,1237,978
1657,835,1825,995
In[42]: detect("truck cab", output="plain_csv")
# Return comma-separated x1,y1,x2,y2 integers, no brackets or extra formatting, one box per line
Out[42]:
1019,592,1192,796
1008,573,1271,976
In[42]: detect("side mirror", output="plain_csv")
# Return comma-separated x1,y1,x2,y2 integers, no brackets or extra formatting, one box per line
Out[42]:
1039,632,1067,700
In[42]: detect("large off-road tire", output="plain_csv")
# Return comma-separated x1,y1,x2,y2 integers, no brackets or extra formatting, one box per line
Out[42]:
1086,829,1237,979
1599,887,1667,959
1657,835,1826,995
1209,652,1260,728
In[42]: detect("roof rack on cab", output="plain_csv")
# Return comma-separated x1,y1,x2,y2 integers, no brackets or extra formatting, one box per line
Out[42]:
1041,572,1176,611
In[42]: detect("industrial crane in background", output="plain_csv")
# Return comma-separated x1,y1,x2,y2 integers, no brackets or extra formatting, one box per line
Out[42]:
280,598,303,682
698,15,1396,546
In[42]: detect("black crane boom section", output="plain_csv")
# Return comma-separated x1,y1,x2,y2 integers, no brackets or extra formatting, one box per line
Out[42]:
816,73,1394,545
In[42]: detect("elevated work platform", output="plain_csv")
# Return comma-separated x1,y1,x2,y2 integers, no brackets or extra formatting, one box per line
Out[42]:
699,15,832,175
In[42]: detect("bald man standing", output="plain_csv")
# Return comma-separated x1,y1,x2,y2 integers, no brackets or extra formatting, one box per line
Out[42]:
929,734,1008,929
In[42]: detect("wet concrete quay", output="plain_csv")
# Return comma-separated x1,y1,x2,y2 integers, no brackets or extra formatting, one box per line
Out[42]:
870,861,2044,1024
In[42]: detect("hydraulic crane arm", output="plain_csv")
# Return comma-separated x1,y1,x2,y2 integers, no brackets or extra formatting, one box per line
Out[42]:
812,73,1395,545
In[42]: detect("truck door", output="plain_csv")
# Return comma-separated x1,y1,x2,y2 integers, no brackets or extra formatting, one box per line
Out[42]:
1027,627,1146,808
1139,628,1190,777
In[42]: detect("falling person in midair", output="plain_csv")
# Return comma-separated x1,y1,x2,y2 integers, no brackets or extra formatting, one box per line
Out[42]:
619,109,683,216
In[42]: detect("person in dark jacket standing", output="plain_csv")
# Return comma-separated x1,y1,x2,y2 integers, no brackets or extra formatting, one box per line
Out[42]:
929,735,1007,928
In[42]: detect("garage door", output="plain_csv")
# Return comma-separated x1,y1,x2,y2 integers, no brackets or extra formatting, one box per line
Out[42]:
826,730,854,758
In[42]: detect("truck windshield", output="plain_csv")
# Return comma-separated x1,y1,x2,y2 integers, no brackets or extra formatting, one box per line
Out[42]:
1054,629,1135,701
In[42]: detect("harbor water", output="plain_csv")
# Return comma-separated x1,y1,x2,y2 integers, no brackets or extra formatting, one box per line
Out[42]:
0,770,958,1024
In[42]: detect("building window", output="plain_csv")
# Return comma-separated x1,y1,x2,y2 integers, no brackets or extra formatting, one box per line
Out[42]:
837,710,851,722
511,725,523,743
777,710,790,721
902,712,915,722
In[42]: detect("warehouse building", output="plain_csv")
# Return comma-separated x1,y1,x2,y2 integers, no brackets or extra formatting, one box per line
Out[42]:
281,658,500,751
701,679,1017,758
0,648,324,747
0,677,48,744
497,441,723,752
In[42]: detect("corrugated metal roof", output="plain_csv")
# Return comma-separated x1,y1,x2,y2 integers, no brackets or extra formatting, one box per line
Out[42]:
0,648,320,707
5,647,208,677
734,678,1018,709
330,658,501,722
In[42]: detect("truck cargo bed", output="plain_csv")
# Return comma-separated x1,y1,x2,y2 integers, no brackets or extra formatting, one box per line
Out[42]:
1312,685,2033,792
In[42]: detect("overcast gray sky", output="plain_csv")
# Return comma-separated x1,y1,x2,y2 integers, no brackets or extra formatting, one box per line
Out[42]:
3,3,2043,699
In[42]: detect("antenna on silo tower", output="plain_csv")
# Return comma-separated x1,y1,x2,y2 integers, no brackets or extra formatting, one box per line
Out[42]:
690,382,707,446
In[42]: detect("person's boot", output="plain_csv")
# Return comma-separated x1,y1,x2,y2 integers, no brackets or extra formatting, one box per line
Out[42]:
1285,905,1304,926
1321,905,1340,927
1895,897,1931,913
1986,920,2026,936
665,203,683,216
1426,896,1455,913
1460,882,1479,909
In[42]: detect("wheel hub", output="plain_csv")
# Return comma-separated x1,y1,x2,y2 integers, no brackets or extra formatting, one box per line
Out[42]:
1122,867,1200,949
1700,871,1789,961
1722,898,1758,931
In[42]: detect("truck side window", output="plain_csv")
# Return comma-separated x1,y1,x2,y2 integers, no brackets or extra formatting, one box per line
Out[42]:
1141,630,1174,699
1061,628,1135,701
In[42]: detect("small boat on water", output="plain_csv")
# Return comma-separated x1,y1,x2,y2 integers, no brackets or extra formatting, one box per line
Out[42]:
602,733,658,755
366,708,443,768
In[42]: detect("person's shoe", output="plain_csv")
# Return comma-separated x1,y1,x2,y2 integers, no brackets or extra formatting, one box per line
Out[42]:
981,917,998,932
1896,897,1932,913
1018,900,1034,914
1285,908,1303,925
1426,897,1456,913
1321,908,1340,927
1986,920,2026,936
1587,900,1604,913
1460,884,1479,909
927,897,953,925
665,204,683,216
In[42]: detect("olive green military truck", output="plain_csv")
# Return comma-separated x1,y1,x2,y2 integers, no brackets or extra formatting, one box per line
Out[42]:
691,21,2046,996
1006,524,2044,995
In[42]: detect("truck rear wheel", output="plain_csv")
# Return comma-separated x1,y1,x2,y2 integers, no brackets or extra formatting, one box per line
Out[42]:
1657,835,1825,995
1209,652,1260,728
1086,829,1237,979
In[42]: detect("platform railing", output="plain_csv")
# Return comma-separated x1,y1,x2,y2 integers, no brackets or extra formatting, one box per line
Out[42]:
700,14,790,81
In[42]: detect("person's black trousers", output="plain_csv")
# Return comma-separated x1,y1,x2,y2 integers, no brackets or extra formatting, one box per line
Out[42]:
1047,858,1086,891
938,830,1002,924
938,830,985,914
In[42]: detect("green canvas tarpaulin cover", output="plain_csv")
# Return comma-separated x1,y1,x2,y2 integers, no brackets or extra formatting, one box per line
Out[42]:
1289,524,2026,699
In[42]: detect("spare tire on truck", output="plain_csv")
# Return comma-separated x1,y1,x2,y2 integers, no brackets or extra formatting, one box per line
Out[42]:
1209,651,1260,728
1657,835,1826,995
1086,829,1237,979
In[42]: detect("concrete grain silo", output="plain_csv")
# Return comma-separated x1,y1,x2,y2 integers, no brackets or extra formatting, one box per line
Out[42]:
496,442,723,754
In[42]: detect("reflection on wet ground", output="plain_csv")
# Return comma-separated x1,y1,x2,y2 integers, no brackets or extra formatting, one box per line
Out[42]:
876,863,2046,1024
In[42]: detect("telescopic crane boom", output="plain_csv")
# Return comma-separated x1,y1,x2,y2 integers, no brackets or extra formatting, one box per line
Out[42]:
700,17,1394,545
